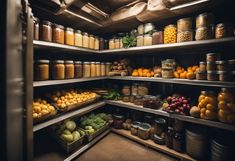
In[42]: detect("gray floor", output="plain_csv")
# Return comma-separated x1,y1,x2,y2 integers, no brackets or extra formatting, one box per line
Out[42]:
75,133,178,161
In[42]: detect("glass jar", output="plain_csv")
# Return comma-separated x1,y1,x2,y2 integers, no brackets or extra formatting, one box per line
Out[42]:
215,23,234,39
74,30,83,47
173,132,184,152
137,34,144,47
131,121,141,136
109,38,115,50
131,83,139,96
177,30,193,42
166,126,174,149
83,62,91,78
195,26,213,41
207,53,218,62
133,95,143,106
177,18,192,31
105,62,111,76
154,118,167,136
122,95,130,102
94,36,99,50
196,71,207,80
74,61,82,78
40,20,52,42
65,60,74,79
89,34,95,49
196,13,214,29
52,24,64,44
137,84,149,96
65,27,74,46
122,85,131,96
228,59,235,71
138,24,144,35
207,71,218,81
162,68,174,78
144,23,155,34
164,25,177,44
207,61,216,71
199,61,206,71
34,60,50,81
33,17,39,40
90,62,96,77
143,95,161,109
218,71,231,82
52,60,65,80
161,59,175,69
119,37,123,48
95,62,101,77
144,34,153,46
101,63,106,76
138,123,151,140
114,38,120,49
104,40,108,50
99,38,104,50
216,61,228,71
82,32,89,48
113,114,124,129
152,31,163,45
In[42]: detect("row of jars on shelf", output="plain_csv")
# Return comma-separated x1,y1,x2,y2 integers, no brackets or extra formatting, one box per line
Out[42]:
33,18,108,50
34,60,111,81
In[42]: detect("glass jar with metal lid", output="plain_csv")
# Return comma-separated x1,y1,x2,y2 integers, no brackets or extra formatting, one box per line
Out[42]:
33,17,39,40
40,20,52,42
109,38,115,49
34,60,50,81
65,60,74,79
82,32,89,48
196,13,214,29
75,30,83,47
100,63,106,76
89,34,95,49
215,23,234,39
144,34,152,46
90,62,96,77
152,31,163,45
105,62,111,76
195,26,213,41
74,61,82,78
83,62,90,77
95,62,101,77
177,18,193,31
177,30,193,42
94,36,99,50
164,25,177,44
52,60,65,80
65,27,74,46
52,24,64,44
144,23,155,34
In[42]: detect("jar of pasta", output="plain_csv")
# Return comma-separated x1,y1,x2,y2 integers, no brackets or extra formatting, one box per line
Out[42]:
33,17,39,40
96,62,101,77
75,30,83,47
40,20,52,42
89,34,95,49
105,62,111,76
164,25,177,44
83,62,90,78
52,60,65,80
91,62,96,77
65,27,74,46
82,32,89,48
52,24,64,44
94,36,99,50
34,60,50,81
101,63,106,76
74,61,82,78
65,60,74,79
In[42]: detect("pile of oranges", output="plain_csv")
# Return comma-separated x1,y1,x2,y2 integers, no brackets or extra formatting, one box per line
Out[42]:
173,66,199,79
132,68,154,77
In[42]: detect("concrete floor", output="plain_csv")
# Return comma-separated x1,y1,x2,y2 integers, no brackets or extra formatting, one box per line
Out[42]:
75,133,178,161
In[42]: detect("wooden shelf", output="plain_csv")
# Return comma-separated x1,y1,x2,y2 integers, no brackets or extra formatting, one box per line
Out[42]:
112,129,197,161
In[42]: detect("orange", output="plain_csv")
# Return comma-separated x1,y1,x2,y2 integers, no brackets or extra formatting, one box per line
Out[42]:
146,73,152,77
151,71,154,77
205,110,217,119
200,108,206,114
186,72,195,79
206,104,215,111
205,96,216,105
174,72,179,78
180,72,186,79
132,71,139,77
218,101,227,110
143,69,149,73
198,95,205,102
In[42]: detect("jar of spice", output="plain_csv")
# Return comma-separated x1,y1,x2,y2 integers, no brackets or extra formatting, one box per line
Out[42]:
137,34,144,47
177,18,192,31
90,62,96,77
216,61,228,71
199,62,206,71
65,60,74,79
166,126,174,149
144,34,153,46
162,68,174,78
82,32,89,48
207,71,218,81
89,34,95,49
101,63,106,76
207,61,216,71
195,26,213,41
114,38,120,49
52,60,65,80
109,38,115,49
65,27,74,46
52,24,64,44
113,114,124,129
164,25,177,44
74,30,83,47
99,38,104,50
122,85,131,96
40,20,52,42
74,61,82,78
33,17,39,40
34,60,50,81
152,31,163,45
94,36,99,50
196,13,214,29
95,62,101,77
105,62,111,76
215,23,234,39
173,132,184,152
83,62,91,78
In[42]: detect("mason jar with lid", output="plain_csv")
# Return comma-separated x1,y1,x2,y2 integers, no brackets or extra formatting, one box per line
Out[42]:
215,23,234,39
105,62,111,76
52,24,64,44
75,30,83,47
52,60,65,80
164,24,177,44
65,60,74,79
90,62,96,77
34,60,50,81
152,31,163,45
65,27,74,46
144,23,155,34
74,61,82,78
83,62,90,77
94,36,99,50
144,34,152,46
196,13,214,29
40,20,52,42
109,38,115,49
137,34,144,47
82,32,89,48
177,18,193,31
33,17,39,40
96,62,101,77
89,34,95,49
101,63,106,76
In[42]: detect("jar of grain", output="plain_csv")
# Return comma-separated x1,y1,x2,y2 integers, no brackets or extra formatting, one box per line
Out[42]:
144,34,152,46
137,34,144,47
215,23,234,39
65,27,74,46
177,30,193,42
40,20,52,42
96,62,101,77
195,26,213,41
34,60,50,81
164,25,177,44
94,36,99,50
206,53,219,62
105,62,111,76
83,62,91,78
74,61,82,78
82,32,89,48
177,18,192,31
196,13,214,29
109,38,115,49
101,63,106,76
52,24,64,44
91,62,96,77
33,17,39,40
52,60,65,80
89,34,95,49
199,61,206,71
75,30,83,47
65,60,74,79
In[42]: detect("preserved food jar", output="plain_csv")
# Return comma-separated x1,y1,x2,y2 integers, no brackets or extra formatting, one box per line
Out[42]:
137,24,144,35
218,88,235,124
40,20,52,42
52,24,64,44
162,59,175,69
33,17,39,40
113,114,124,129
152,31,163,45
89,34,95,49
52,60,65,80
119,37,123,48
99,38,104,50
104,40,108,49
109,38,115,49
137,34,144,47
95,62,101,77
195,26,213,41
138,123,151,140
101,63,106,76
74,30,83,47
154,118,167,136
137,84,149,96
217,71,231,82
94,36,99,50
196,13,214,29
131,121,141,136
228,59,235,71
82,32,89,48
199,62,206,71
131,83,139,96
65,27,74,46
198,91,217,120
164,25,177,44
196,71,207,80
166,126,174,149
65,60,74,79
207,71,218,81
216,61,228,71
143,95,161,109
173,132,184,152
207,53,218,62
144,34,152,46
114,38,120,49
34,60,50,81
83,62,91,78
177,18,192,31
74,61,82,78
177,30,193,42
105,62,111,76
133,95,143,106
207,61,216,71
90,62,96,77
162,68,174,78
122,85,131,96
215,23,234,39
144,23,155,34
122,95,130,102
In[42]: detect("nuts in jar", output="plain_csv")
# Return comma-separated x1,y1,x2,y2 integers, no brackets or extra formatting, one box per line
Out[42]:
75,30,83,47
82,32,89,48
95,62,101,77
215,23,234,39
89,34,95,49
207,61,216,71
90,62,96,77
152,31,163,45
52,60,65,80
195,26,213,41
199,61,206,71
34,60,50,81
164,25,177,44
83,62,91,78
177,18,192,31
207,71,218,81
216,61,228,71
52,24,64,44
65,60,74,79
177,30,193,42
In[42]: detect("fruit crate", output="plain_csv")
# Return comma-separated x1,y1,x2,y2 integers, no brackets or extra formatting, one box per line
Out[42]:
33,108,57,124
85,123,110,142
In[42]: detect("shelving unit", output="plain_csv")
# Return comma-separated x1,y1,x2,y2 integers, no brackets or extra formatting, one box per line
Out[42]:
112,129,196,161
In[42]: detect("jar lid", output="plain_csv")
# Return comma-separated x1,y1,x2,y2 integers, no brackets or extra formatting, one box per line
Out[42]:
228,59,235,64
177,17,192,23
75,30,82,34
52,23,64,29
42,20,52,26
95,62,100,64
144,114,153,119
53,60,64,64
35,60,50,64
90,62,96,64
199,61,206,65
83,32,88,36
207,71,217,74
105,62,111,65
197,12,214,18
66,27,74,32
74,61,82,64
216,61,227,65
207,53,217,56
139,123,151,131
101,62,105,65
131,121,141,127
165,24,176,28
109,38,114,41
216,23,231,28
65,60,74,64
99,37,104,41
83,62,90,64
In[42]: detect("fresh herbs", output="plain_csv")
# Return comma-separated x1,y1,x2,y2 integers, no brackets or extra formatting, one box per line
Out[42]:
122,35,137,48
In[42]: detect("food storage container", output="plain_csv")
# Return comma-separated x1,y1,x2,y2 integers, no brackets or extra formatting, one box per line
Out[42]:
152,31,163,44
199,61,206,71
154,118,167,136
33,17,39,40
153,134,165,145
207,61,216,71
217,71,231,81
113,114,125,129
90,62,96,77
65,60,74,79
166,126,174,149
40,20,52,42
89,34,95,49
137,84,149,96
114,38,120,49
65,27,74,46
195,26,213,41
177,30,193,42
196,13,214,29
131,121,141,136
131,83,139,96
99,38,104,50
144,34,152,46
105,62,111,76
207,53,219,62
94,36,99,50
122,95,130,102
74,30,83,47
82,32,89,48
228,59,235,70
137,34,144,47
164,25,177,44
101,63,105,76
34,60,50,81
52,24,64,44
196,71,207,80
83,62,91,78
144,23,155,34
138,123,151,140
207,71,218,81
133,95,143,106
177,18,192,31
161,59,176,69
95,62,101,77
137,24,144,35
216,61,228,71
109,38,115,49
74,61,82,78
143,95,161,109
122,85,131,96
173,132,184,152
215,23,234,39
52,60,65,80
162,68,174,78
